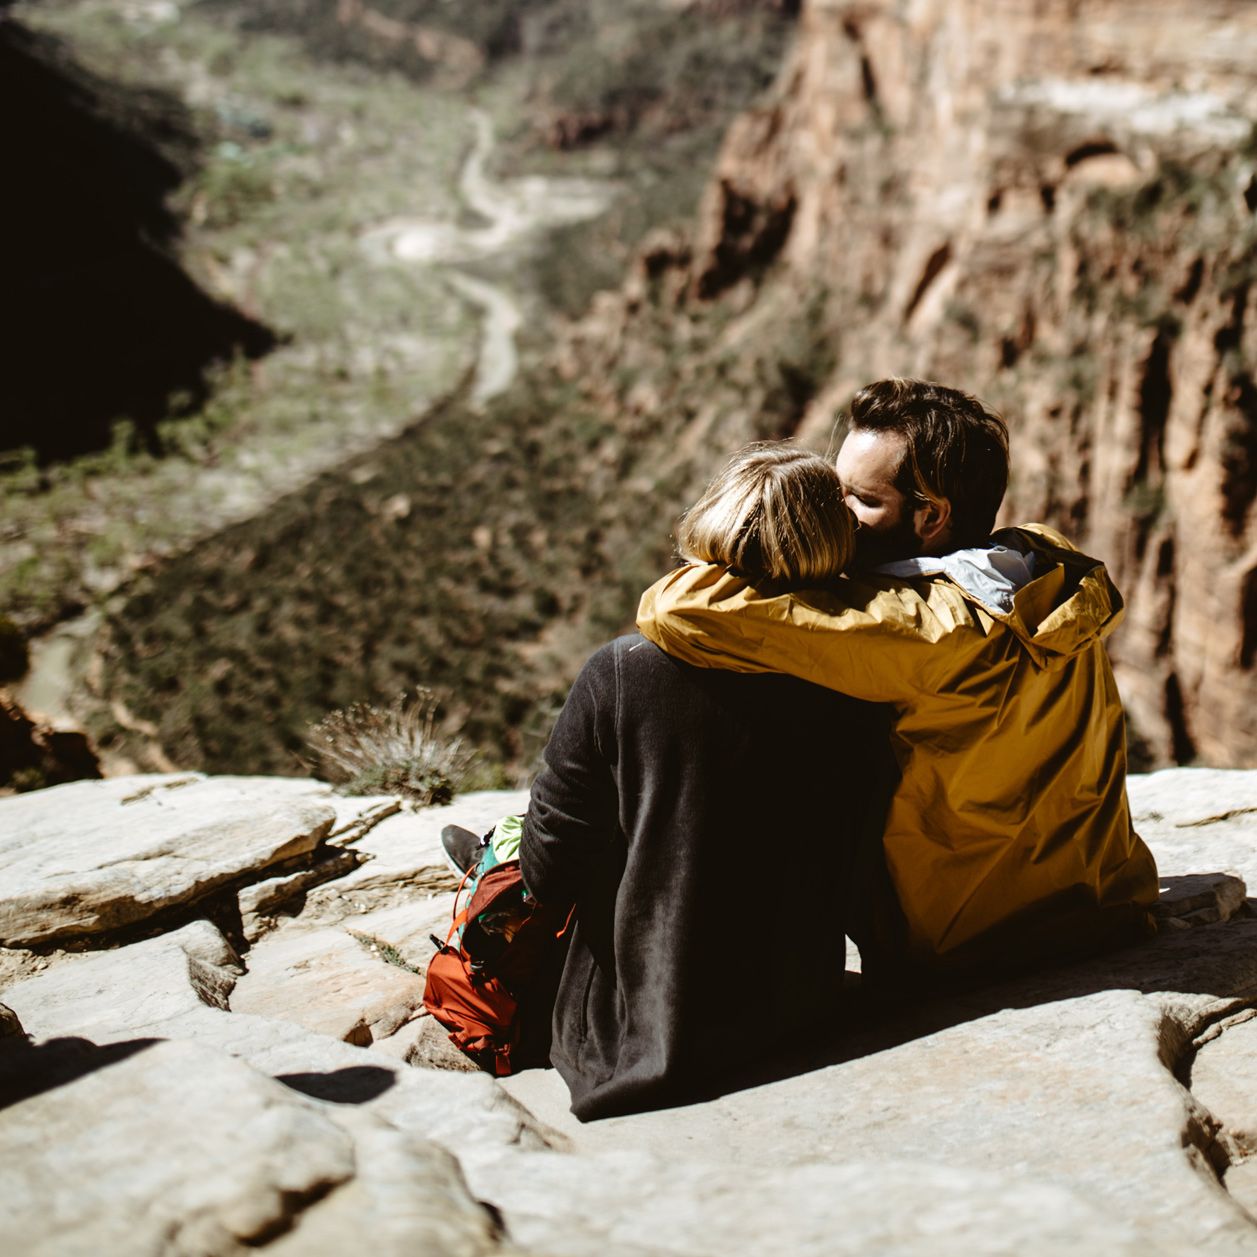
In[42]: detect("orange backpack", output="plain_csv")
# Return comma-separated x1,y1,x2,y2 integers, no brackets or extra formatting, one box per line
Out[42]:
423,861,571,1075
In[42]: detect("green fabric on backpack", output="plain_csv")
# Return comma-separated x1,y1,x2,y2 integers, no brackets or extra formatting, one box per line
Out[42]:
457,814,527,946
491,814,523,862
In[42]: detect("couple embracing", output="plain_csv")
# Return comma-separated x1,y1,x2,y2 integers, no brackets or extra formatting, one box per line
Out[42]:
508,377,1157,1121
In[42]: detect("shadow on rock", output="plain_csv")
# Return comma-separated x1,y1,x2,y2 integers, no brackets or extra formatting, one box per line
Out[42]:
276,1065,397,1104
0,1035,161,1111
711,873,1257,1105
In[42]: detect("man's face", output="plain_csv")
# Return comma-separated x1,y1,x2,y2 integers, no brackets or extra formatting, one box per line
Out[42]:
835,429,924,567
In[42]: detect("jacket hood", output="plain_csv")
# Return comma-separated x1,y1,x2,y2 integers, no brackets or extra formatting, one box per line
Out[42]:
874,542,1036,614
877,524,1124,666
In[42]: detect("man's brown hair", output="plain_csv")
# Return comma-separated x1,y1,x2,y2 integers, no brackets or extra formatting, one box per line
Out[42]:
848,378,1010,547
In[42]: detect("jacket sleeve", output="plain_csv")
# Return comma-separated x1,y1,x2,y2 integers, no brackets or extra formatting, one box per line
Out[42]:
520,648,619,909
636,563,946,703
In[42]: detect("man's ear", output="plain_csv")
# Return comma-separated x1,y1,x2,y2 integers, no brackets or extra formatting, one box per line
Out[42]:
914,496,953,553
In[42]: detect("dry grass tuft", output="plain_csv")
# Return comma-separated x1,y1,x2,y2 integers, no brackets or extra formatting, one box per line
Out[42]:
308,690,474,806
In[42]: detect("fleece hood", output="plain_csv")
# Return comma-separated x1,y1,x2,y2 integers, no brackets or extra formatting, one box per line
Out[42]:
875,524,1124,667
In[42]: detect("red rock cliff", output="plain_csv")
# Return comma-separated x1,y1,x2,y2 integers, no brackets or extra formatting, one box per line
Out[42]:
561,0,1257,767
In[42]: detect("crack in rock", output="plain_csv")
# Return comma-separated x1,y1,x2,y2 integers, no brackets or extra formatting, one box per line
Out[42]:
1176,807,1257,829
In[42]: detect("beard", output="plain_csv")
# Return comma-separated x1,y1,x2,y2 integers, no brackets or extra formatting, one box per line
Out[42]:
851,511,924,569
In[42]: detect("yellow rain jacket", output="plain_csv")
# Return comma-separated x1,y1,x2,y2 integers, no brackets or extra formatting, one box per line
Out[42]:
637,524,1159,971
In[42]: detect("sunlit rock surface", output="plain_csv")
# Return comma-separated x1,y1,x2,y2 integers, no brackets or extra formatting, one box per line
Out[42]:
1,769,1256,1253
0,775,335,947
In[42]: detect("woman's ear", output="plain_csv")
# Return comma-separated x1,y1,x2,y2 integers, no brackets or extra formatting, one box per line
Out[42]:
913,495,953,553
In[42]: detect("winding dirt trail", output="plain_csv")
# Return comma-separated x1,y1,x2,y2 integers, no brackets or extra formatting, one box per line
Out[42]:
16,108,615,732
445,270,523,406
369,107,614,405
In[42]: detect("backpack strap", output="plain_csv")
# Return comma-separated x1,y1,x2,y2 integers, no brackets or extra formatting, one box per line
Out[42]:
445,860,481,944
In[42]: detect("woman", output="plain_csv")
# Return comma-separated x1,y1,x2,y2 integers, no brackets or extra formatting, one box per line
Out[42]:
518,444,894,1121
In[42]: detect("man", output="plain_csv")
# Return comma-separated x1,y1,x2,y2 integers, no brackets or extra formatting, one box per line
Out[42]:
637,378,1159,977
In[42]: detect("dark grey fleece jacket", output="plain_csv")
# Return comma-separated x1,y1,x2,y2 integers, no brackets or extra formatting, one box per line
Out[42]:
520,633,893,1121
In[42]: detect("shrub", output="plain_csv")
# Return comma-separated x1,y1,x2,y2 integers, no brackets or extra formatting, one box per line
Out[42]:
347,931,421,973
307,689,474,806
10,766,47,793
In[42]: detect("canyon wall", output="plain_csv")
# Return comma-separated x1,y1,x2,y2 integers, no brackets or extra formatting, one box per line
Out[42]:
562,0,1257,766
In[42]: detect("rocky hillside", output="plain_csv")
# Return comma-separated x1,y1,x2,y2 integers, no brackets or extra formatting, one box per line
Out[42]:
3,767,1257,1252
28,0,1257,781
545,0,1257,766
0,19,273,462
4,0,797,784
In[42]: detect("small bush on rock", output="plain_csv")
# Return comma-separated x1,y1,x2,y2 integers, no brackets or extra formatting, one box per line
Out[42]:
9,766,47,793
307,690,474,806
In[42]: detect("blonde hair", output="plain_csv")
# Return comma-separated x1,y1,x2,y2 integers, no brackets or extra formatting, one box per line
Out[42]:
677,443,854,588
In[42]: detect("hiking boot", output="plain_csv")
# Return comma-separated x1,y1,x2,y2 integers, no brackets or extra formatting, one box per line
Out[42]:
441,824,487,877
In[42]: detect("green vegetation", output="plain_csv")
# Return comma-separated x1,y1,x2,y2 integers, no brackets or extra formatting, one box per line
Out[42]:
1122,478,1168,528
1077,147,1257,320
227,0,789,142
88,247,860,782
1060,145,1257,451
4,0,478,628
541,0,788,138
12,0,796,780
88,375,675,779
1084,160,1229,238
91,247,844,784
348,932,422,974
8,767,48,794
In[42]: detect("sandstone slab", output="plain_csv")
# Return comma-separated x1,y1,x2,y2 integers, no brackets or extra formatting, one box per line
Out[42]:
323,793,402,843
231,867,456,1046
1152,871,1249,929
1129,769,1257,890
239,849,365,942
0,1037,505,1256
498,982,1256,1254
1,920,245,1040
461,1146,1187,1257
372,1012,484,1072
4,769,1257,1256
0,918,555,1159
0,775,336,946
316,789,530,907
347,898,453,960
1186,1003,1257,1211
230,925,427,1046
